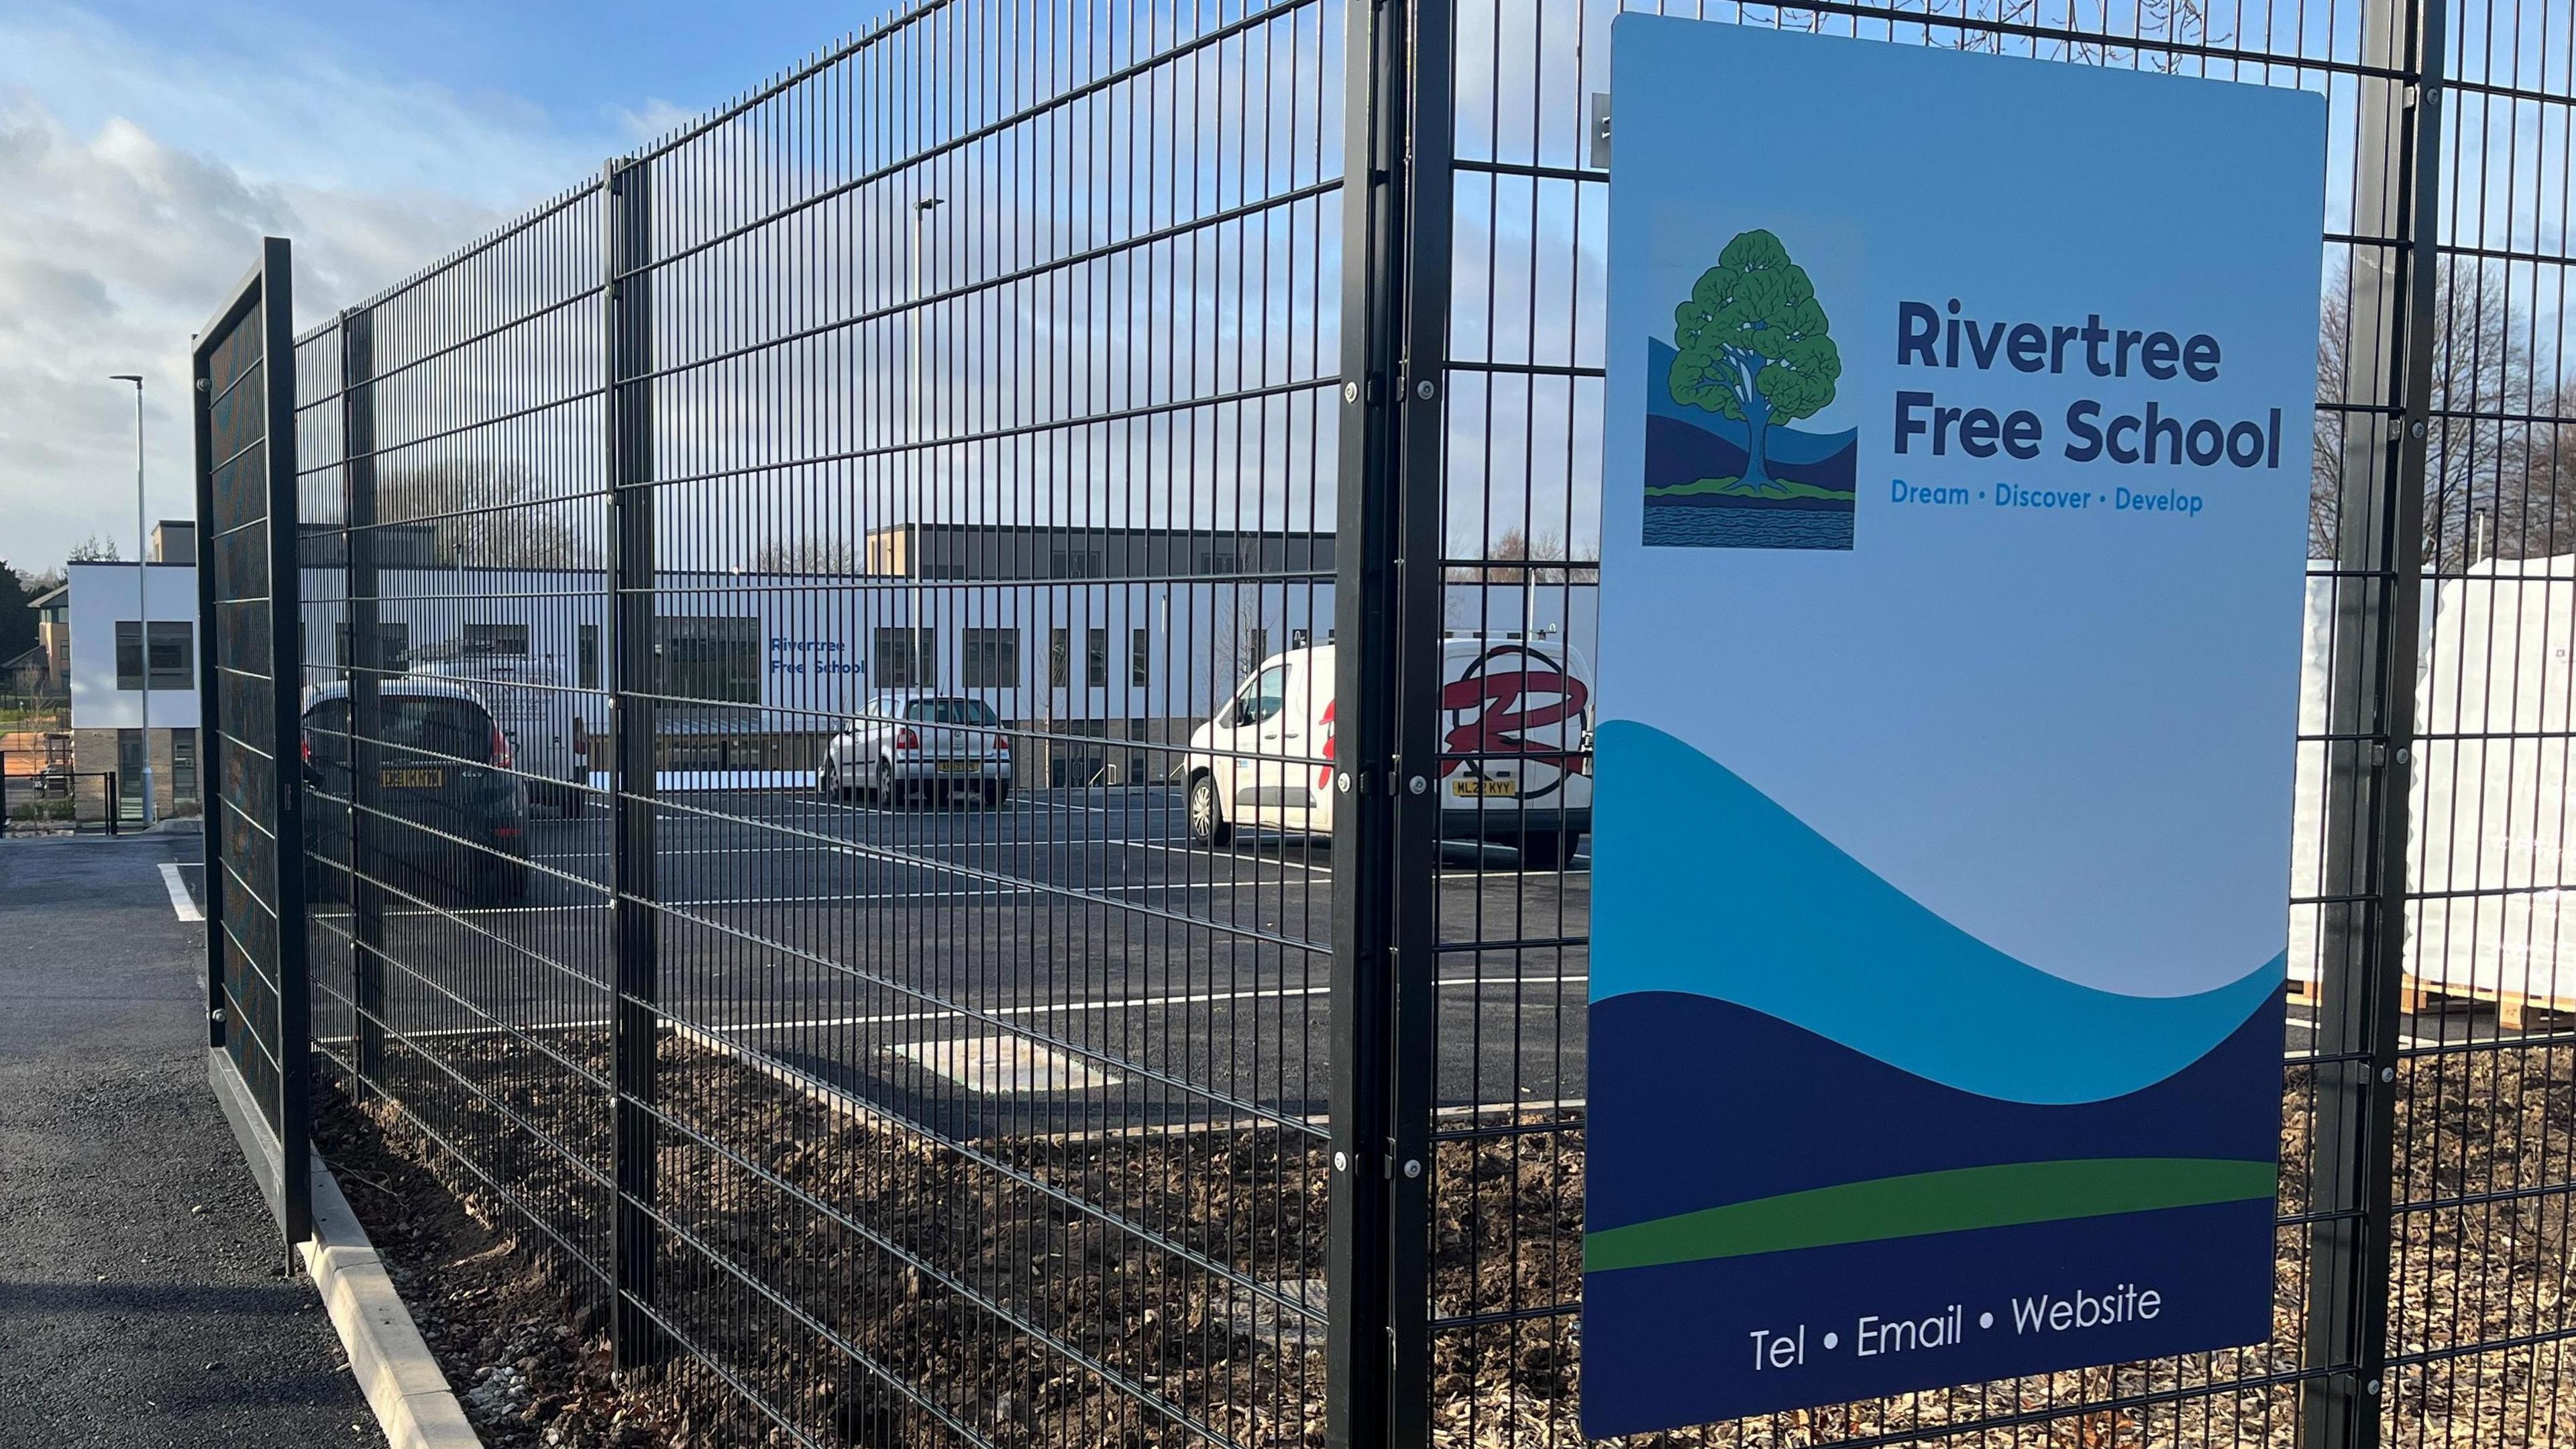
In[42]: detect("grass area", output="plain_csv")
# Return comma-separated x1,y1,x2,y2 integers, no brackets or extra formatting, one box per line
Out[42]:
1647,476,1856,502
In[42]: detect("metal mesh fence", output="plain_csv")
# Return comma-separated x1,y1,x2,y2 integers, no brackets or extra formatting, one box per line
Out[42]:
232,0,2576,1446
196,239,313,1241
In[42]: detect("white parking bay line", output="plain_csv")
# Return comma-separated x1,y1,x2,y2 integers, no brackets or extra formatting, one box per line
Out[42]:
158,862,203,922
892,1034,1122,1093
1120,839,1332,875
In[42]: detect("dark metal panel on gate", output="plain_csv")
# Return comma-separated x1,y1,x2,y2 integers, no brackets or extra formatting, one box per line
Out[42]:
191,235,312,1248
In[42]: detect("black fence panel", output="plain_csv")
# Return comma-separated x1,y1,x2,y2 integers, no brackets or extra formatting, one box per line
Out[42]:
215,0,2576,1446
193,235,312,1246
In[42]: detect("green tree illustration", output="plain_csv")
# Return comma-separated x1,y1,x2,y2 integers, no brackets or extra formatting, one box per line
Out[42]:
1668,229,1843,494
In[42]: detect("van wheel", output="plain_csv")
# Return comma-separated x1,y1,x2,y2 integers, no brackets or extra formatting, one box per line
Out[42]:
876,760,900,808
1518,833,1564,871
1188,774,1231,847
820,763,841,801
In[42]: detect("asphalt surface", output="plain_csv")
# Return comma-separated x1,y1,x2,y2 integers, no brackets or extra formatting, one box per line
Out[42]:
246,781,1593,1141
0,833,380,1449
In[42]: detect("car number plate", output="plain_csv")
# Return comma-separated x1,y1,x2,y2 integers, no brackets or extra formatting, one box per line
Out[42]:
1452,777,1517,798
936,760,977,775
382,767,445,788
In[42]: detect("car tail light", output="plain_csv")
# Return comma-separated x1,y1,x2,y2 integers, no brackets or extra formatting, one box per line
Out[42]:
895,726,920,751
301,736,314,768
994,735,1010,753
488,722,514,770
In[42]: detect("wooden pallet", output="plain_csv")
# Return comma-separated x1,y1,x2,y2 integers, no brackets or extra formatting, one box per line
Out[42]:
2289,972,2576,1031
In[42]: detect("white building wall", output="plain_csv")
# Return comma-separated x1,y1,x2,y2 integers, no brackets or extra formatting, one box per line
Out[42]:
64,562,205,731
87,559,1595,743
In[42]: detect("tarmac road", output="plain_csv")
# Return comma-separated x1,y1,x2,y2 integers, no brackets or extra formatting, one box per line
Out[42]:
275,781,1593,1142
0,833,380,1449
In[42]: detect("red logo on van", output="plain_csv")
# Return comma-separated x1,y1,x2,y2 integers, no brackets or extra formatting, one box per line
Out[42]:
1440,645,1591,792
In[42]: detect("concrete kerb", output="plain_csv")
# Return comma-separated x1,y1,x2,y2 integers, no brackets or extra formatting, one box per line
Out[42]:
302,1155,483,1449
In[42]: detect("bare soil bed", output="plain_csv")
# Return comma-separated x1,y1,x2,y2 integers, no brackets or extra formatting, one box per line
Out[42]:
315,1036,2575,1448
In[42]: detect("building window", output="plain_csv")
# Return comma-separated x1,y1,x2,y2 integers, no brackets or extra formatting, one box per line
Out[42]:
115,621,194,690
1131,627,1149,688
1049,628,1070,689
655,616,761,702
460,622,530,655
334,621,411,676
1085,628,1108,689
172,729,199,801
962,628,1018,688
873,627,936,689
578,623,601,690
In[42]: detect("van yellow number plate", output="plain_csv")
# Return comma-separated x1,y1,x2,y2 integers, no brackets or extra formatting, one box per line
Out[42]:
382,768,445,788
1453,777,1518,798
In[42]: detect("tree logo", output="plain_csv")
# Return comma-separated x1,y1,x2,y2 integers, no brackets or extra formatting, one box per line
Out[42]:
1643,229,1859,550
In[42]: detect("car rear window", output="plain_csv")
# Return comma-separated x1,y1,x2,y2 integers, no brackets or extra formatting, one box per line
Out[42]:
381,696,492,760
902,698,1000,725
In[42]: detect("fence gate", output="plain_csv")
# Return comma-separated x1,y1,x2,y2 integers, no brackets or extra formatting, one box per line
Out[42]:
193,235,312,1248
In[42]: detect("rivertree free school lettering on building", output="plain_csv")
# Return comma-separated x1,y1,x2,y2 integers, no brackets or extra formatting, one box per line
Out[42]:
1890,299,2282,470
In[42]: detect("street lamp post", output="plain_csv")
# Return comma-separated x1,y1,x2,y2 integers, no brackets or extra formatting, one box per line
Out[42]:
111,374,154,829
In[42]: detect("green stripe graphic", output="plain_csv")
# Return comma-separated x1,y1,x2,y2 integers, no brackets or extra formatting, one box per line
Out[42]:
1585,1157,2278,1273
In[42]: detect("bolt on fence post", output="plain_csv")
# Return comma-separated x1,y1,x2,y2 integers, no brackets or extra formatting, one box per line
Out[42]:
604,156,663,1371
343,305,387,1095
2302,0,2445,1444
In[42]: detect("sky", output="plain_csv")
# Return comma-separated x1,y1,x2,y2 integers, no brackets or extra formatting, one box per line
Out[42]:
0,0,892,574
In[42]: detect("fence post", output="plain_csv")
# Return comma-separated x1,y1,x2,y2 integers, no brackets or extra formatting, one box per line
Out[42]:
1329,0,1454,1444
604,156,663,1370
2302,0,2445,1444
261,235,315,1251
343,306,386,1093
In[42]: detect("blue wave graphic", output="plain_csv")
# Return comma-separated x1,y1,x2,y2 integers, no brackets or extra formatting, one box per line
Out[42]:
1587,990,2283,1230
1593,720,2284,1104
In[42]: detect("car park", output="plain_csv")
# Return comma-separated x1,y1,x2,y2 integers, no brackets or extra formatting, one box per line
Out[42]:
301,678,532,904
820,692,1014,807
1181,634,1594,867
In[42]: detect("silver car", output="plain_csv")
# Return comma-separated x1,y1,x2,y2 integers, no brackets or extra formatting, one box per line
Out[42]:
820,692,1014,807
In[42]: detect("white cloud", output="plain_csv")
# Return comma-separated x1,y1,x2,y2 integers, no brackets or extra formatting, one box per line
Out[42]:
0,4,623,572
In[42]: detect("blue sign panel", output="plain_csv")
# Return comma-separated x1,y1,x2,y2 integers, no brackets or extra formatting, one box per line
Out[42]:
1587,20,2323,1435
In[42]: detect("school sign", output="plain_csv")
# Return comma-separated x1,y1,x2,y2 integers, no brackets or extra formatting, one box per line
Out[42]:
1588,20,2324,1434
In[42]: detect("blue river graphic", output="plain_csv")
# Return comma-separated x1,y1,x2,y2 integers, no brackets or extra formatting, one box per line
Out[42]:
1582,720,2285,1432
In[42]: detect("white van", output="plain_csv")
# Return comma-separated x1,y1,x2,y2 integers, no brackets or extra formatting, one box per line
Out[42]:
411,650,590,818
1181,635,1594,867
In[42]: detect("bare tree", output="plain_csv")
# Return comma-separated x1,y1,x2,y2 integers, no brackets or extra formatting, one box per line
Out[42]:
2313,258,2537,570
378,460,598,569
1455,528,1599,585
2489,386,2576,564
749,537,863,574
64,535,120,563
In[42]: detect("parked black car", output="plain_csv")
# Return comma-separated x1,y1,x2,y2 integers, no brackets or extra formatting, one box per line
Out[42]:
302,679,531,905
